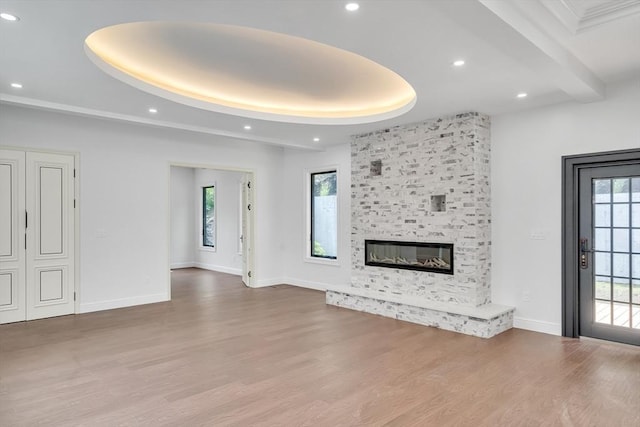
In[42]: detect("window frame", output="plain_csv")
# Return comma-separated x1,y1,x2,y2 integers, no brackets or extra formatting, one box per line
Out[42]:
305,167,340,265
201,184,216,250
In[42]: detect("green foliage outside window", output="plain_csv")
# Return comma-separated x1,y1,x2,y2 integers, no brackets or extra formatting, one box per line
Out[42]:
203,186,215,247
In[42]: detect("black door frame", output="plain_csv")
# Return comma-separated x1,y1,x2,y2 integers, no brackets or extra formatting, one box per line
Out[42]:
562,148,640,338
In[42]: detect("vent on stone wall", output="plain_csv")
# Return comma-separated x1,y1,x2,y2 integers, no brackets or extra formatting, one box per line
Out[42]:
370,160,382,176
430,194,446,212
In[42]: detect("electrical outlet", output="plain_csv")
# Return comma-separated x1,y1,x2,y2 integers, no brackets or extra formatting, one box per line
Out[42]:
529,230,545,240
522,291,531,302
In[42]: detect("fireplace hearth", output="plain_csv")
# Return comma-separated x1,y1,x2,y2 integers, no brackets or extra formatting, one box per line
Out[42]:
365,240,454,275
327,112,513,339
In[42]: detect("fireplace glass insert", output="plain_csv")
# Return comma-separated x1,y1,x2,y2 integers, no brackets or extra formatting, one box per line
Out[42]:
365,240,454,274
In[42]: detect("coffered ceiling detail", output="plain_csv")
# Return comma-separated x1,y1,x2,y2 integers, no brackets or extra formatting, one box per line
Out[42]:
542,0,640,33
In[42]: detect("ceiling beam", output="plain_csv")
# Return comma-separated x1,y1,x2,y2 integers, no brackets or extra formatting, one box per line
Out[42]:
479,0,605,102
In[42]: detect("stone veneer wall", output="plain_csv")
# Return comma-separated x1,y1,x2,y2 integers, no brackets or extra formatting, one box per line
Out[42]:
326,112,513,338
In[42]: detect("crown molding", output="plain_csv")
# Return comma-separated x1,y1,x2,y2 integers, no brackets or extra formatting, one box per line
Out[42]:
0,94,320,151
543,0,640,34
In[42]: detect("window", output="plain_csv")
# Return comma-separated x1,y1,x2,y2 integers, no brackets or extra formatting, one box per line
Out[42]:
202,185,215,247
310,170,337,259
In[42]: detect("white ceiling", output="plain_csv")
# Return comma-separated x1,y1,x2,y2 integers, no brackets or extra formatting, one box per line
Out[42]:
84,21,417,124
1,0,638,150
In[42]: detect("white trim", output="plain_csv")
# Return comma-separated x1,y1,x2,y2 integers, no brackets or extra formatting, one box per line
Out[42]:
0,94,320,151
281,278,347,292
171,161,254,174
241,173,255,287
194,262,241,276
540,0,640,34
170,262,195,269
237,180,243,255
79,293,168,313
303,256,341,267
73,153,81,314
513,317,562,336
253,278,285,288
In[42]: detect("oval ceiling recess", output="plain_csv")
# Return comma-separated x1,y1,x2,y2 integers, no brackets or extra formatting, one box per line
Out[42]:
85,22,416,124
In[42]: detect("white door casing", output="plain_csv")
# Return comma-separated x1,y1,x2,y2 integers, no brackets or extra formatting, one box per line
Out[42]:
242,175,253,287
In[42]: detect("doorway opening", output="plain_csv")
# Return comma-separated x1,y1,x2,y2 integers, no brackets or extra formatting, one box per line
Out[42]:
562,148,640,346
169,164,255,295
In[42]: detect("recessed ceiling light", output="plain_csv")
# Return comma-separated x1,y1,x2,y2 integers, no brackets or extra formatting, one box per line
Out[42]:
0,12,19,21
148,108,158,113
244,125,252,130
10,82,22,89
453,60,465,67
313,137,320,142
345,3,360,12
517,92,528,98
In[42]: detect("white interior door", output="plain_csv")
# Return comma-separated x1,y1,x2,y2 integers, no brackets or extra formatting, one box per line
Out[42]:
0,150,26,323
0,149,75,324
25,152,75,320
241,175,253,287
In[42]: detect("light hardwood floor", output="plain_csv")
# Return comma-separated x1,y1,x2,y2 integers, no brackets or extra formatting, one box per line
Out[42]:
1,268,639,426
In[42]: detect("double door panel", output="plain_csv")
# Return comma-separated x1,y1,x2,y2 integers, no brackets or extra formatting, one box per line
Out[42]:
0,149,75,323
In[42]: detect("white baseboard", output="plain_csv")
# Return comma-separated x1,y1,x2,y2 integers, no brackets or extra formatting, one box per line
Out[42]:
194,262,241,276
79,293,168,314
282,278,327,291
170,262,195,269
252,277,286,288
253,278,344,290
281,278,340,292
513,317,561,336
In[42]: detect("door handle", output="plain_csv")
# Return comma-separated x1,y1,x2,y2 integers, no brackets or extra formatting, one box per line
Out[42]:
580,238,593,269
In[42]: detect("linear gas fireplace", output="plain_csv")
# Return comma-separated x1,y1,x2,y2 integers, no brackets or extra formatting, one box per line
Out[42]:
365,240,454,274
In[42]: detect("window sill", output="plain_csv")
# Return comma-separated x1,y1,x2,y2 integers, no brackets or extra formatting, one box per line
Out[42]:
305,256,340,267
199,246,217,253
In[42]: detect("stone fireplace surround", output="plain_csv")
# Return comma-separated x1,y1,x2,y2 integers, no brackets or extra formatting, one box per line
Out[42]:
326,112,514,338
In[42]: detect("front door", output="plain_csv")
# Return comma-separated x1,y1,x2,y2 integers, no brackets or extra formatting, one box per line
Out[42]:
578,164,639,345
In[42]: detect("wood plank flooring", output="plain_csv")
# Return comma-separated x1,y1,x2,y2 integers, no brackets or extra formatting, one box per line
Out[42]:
1,268,639,426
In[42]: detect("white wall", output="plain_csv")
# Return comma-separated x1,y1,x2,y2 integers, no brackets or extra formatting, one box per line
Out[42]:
5,79,636,331
491,78,640,335
281,144,351,290
194,168,245,275
0,105,285,312
170,166,195,268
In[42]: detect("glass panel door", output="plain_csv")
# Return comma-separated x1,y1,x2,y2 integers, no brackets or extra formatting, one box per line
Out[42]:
580,166,640,345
